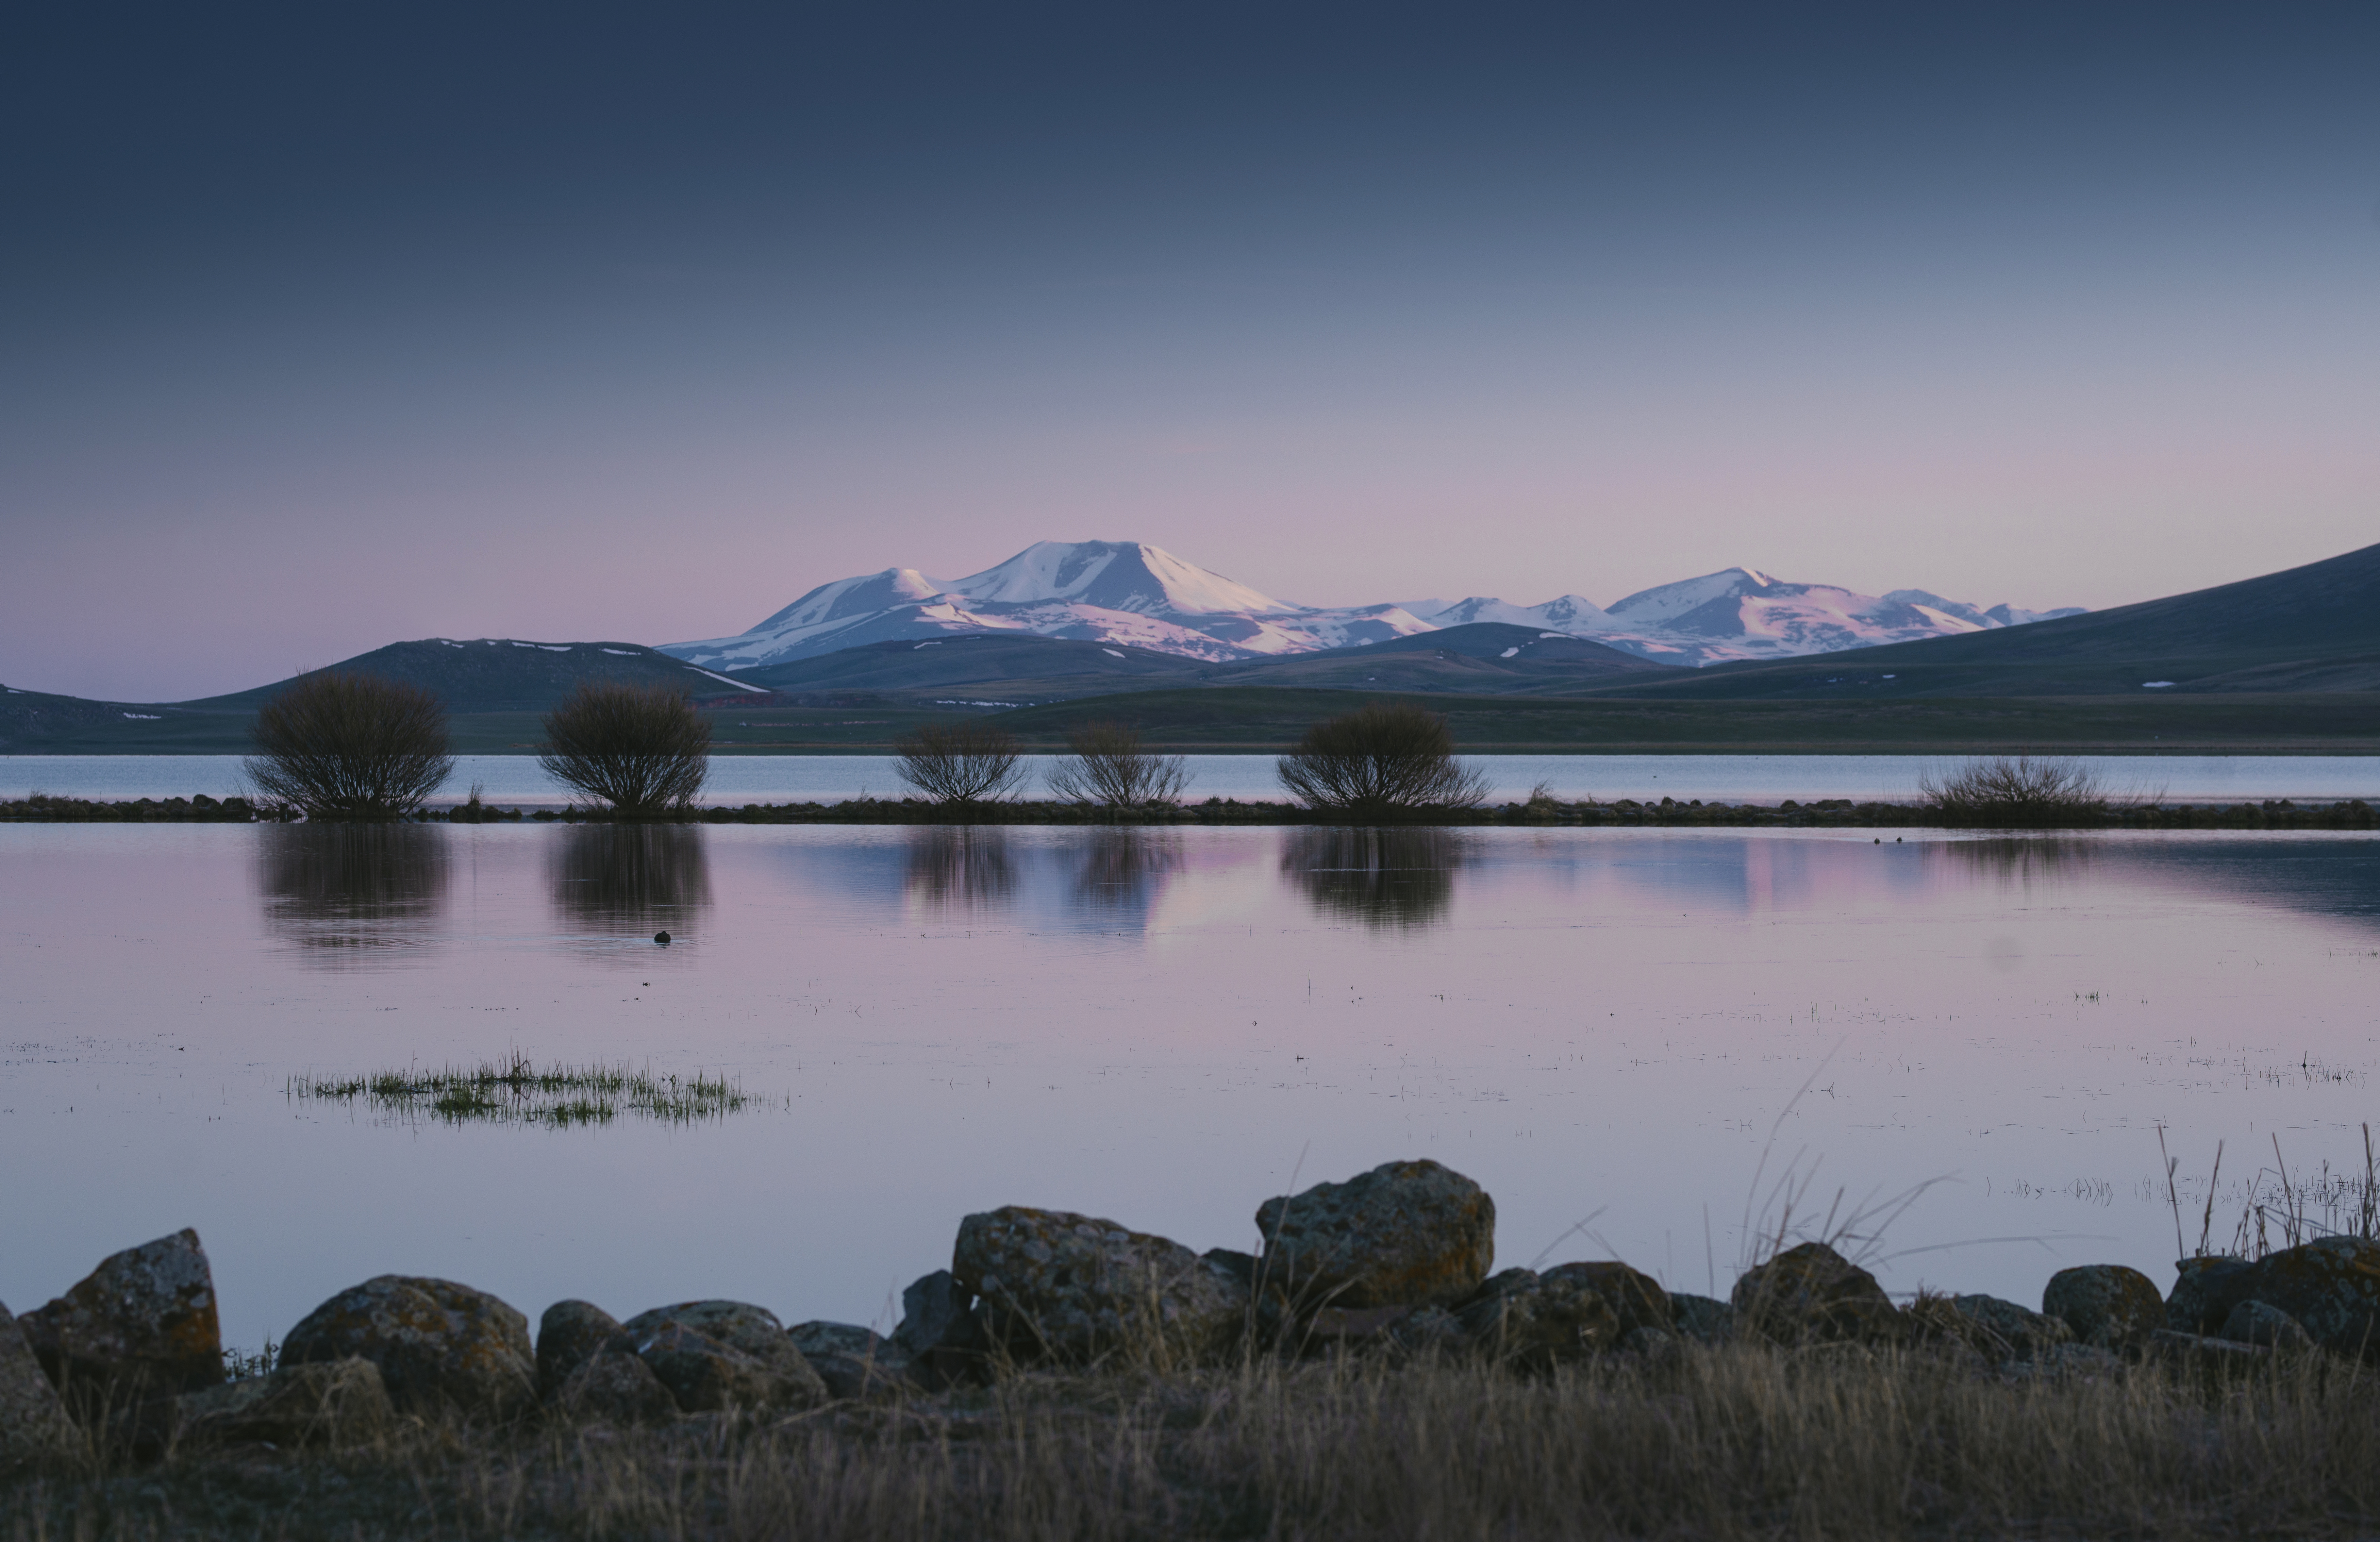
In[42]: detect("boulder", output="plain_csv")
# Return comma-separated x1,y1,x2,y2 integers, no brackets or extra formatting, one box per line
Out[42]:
2147,1328,2270,1376
1950,1294,2073,1359
1455,1268,1621,1365
952,1207,1247,1367
788,1322,909,1400
629,1323,798,1413
174,1359,393,1449
1668,1293,1736,1345
17,1229,223,1405
2163,1257,2256,1337
2227,1237,2380,1360
891,1271,989,1390
2044,1264,2167,1347
280,1276,535,1418
619,1302,828,1411
552,1350,680,1425
2221,1299,2316,1354
0,1300,80,1458
1254,1159,1495,1310
1730,1243,1902,1344
1543,1261,1671,1335
536,1300,624,1402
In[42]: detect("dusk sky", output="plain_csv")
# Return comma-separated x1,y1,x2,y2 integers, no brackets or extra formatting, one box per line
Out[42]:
6,3,2377,701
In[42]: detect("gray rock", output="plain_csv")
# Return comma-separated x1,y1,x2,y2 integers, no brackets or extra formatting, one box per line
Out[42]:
2226,1237,2380,1360
2043,1263,2167,1347
953,1207,1248,1367
1387,1305,1470,1357
1730,1243,1902,1345
1455,1268,1620,1365
1668,1293,1736,1345
1255,1159,1495,1310
553,1350,679,1425
1950,1294,2073,1358
2147,1328,2270,1375
173,1358,393,1449
1617,1325,1680,1359
630,1323,798,1413
1544,1261,1671,1334
788,1321,910,1400
17,1229,224,1406
619,1302,828,1411
2221,1299,2315,1353
280,1275,535,1418
2163,1257,2256,1337
536,1300,624,1403
0,1298,80,1457
891,1271,988,1390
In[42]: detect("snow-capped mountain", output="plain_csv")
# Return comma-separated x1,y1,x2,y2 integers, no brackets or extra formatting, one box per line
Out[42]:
662,541,1436,671
661,543,2083,672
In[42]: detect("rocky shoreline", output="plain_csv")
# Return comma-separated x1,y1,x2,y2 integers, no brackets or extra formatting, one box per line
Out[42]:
7,1158,2376,1463
4,792,2375,829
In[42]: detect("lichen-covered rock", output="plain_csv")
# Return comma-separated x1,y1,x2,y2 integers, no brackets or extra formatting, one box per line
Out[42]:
1950,1294,2073,1358
536,1300,624,1402
280,1276,534,1418
1455,1268,1621,1365
2222,1299,2316,1353
1543,1262,1671,1335
0,1299,80,1457
2043,1263,2168,1347
1389,1305,1470,1356
618,1302,828,1409
892,1271,989,1390
2147,1327,2270,1376
789,1322,910,1399
1254,1159,1495,1310
174,1358,393,1449
627,1323,797,1413
1730,1243,1902,1344
553,1350,679,1425
2230,1237,2380,1360
2164,1257,2256,1337
953,1207,1248,1367
1669,1293,1736,1345
17,1229,223,1404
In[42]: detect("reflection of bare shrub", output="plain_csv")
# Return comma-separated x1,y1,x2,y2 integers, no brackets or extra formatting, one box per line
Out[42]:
1277,704,1486,816
1280,827,1467,929
246,672,453,819
904,826,1015,911
538,682,710,815
551,824,713,931
1071,828,1185,917
1047,722,1189,806
1919,756,2108,827
1942,838,2099,885
895,722,1026,805
256,824,449,950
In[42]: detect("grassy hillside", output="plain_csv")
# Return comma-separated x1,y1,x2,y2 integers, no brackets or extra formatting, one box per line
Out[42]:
187,638,756,711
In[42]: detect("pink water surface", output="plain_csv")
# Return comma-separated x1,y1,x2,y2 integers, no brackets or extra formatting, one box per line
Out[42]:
3,823,2375,1354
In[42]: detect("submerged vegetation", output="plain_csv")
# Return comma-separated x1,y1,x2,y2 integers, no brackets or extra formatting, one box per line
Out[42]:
537,682,712,816
244,672,455,820
893,721,1028,804
1275,702,1489,815
289,1052,755,1128
1044,720,1189,806
1919,753,2118,826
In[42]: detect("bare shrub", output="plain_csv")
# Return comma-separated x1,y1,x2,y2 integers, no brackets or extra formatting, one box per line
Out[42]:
1045,721,1188,806
1919,753,2109,827
538,682,711,815
244,672,454,820
1276,702,1487,816
893,721,1026,804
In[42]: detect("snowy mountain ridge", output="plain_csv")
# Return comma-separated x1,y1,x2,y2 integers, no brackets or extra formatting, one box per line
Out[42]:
661,542,2084,672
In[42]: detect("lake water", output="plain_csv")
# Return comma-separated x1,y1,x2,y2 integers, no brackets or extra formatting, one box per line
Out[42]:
3,822,2375,1357
9,752,2380,807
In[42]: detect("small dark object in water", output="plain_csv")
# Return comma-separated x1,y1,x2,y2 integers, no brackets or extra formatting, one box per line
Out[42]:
653,931,671,946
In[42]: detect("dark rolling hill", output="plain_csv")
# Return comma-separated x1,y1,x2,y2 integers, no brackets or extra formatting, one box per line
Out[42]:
730,632,1209,701
1205,623,1678,694
185,638,762,712
1577,541,2380,701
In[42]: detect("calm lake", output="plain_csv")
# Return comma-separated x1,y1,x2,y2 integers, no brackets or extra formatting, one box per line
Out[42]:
3,822,2375,1355
10,752,2380,806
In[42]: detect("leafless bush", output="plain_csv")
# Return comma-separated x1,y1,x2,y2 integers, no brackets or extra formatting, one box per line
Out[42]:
538,682,711,815
1046,721,1188,806
1276,702,1487,816
894,721,1026,804
244,672,454,819
1919,753,2109,826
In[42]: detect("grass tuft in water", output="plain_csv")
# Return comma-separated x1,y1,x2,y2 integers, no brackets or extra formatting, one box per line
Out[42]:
288,1049,755,1128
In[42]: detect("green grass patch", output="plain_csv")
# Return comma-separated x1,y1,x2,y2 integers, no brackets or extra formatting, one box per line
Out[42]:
289,1051,757,1128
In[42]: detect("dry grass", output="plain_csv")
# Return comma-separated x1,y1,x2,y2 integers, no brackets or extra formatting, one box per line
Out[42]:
11,1344,2380,1540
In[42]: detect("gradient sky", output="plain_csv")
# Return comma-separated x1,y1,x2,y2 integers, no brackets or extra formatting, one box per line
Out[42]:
6,2,2377,700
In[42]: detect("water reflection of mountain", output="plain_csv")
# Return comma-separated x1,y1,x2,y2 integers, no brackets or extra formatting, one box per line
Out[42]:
550,825,713,933
903,827,1016,913
1281,827,1468,930
1939,835,2380,930
255,824,449,952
